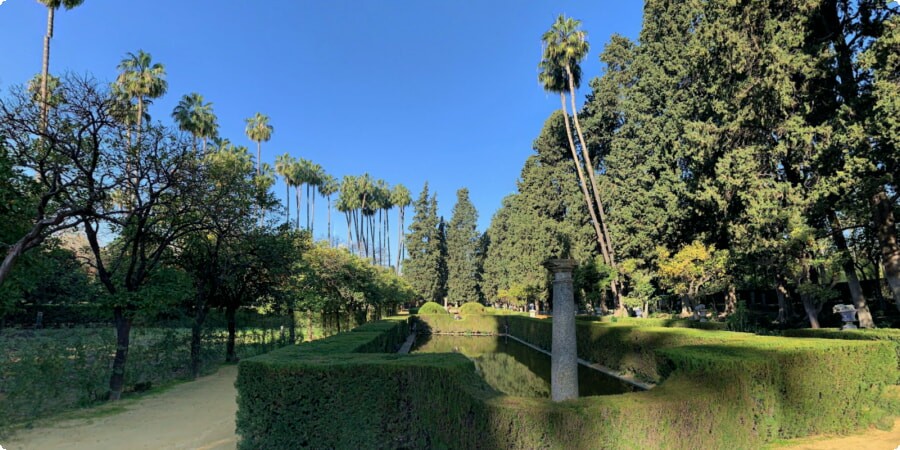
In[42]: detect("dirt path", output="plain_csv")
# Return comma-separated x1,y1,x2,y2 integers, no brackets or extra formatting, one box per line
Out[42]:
2,365,238,450
774,418,900,450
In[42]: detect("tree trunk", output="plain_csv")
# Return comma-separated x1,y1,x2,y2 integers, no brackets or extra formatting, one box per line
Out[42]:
679,294,693,317
256,141,261,175
829,211,874,327
566,64,619,273
397,207,404,274
724,284,737,316
108,307,132,400
296,186,301,229
306,310,313,342
335,309,341,333
285,182,290,226
327,195,332,246
288,304,296,344
225,304,238,362
190,306,208,379
801,294,821,329
557,93,619,304
871,189,900,311
40,7,54,132
775,275,790,324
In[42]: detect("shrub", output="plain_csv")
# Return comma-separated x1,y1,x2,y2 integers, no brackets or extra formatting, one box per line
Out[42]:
783,327,900,383
237,316,897,449
417,301,448,314
459,302,485,315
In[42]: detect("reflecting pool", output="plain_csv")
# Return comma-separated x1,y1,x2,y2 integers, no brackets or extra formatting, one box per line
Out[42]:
411,335,638,398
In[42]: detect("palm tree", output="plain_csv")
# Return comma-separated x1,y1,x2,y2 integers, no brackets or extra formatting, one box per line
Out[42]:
38,0,84,130
172,93,218,153
391,184,411,274
307,162,324,236
540,15,621,304
245,113,273,175
318,174,339,246
115,50,168,146
275,153,296,226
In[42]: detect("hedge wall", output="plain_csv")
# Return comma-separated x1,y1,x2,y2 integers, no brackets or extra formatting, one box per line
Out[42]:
236,316,896,449
783,328,900,383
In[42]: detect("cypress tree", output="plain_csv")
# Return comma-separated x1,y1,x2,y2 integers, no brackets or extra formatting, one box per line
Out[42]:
446,188,482,306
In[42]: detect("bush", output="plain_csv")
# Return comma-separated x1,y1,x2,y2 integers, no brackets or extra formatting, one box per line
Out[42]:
783,327,900,383
417,301,448,314
459,302,485,315
237,316,897,449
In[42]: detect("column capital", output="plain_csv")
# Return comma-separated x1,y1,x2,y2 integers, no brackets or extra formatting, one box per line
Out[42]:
544,258,578,273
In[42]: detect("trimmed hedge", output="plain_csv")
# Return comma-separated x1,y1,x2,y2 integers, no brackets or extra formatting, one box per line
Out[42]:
459,302,486,315
413,313,504,335
417,301,448,314
783,328,900,383
236,316,896,449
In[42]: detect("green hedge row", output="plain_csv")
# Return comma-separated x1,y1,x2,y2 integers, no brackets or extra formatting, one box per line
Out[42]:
236,316,896,449
783,328,900,383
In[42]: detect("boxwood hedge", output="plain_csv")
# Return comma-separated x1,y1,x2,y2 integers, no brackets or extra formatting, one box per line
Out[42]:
236,316,896,449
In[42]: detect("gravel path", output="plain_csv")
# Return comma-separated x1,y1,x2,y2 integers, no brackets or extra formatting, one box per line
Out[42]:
2,365,238,450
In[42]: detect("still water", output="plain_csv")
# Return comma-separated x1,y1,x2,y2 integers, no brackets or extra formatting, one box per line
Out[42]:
411,335,638,398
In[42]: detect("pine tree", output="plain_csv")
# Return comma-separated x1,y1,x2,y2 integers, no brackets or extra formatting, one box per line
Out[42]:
402,183,446,304
446,188,481,306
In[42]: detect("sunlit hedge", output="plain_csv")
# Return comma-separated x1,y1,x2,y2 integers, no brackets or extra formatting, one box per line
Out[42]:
783,327,900,383
417,301,448,314
459,301,486,315
236,316,896,449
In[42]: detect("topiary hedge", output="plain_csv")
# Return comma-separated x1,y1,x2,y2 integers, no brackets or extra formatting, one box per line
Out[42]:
417,301,448,314
459,301,486,315
783,328,900,383
236,316,896,449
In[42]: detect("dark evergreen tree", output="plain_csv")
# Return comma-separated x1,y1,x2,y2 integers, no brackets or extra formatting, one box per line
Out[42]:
403,183,445,304
446,188,481,305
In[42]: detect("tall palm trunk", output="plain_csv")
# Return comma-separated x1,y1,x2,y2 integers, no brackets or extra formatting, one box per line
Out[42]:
558,93,618,304
306,185,311,230
327,195,332,246
385,211,391,269
40,7,55,132
345,212,352,251
566,64,618,269
565,64,623,307
256,141,261,175
285,182,291,226
297,184,303,229
311,188,316,236
396,207,404,274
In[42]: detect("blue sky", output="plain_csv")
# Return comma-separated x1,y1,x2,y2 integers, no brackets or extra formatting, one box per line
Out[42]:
0,0,643,241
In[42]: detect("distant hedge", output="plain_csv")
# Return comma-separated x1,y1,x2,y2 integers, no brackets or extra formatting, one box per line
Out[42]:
236,316,896,449
459,302,485,315
417,302,448,314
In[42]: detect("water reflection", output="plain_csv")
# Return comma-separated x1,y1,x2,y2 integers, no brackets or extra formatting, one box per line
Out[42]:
411,335,637,398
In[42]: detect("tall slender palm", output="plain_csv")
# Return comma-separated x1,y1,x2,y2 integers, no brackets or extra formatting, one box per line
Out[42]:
543,15,617,267
115,50,167,146
275,154,296,226
391,184,411,274
307,162,324,236
38,0,84,130
540,15,621,303
319,174,339,246
245,113,273,175
172,93,218,153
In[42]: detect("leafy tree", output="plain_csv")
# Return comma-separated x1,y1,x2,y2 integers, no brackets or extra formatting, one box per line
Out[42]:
657,242,729,317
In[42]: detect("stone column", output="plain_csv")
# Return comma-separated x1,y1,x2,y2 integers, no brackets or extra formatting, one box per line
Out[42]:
545,258,578,402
